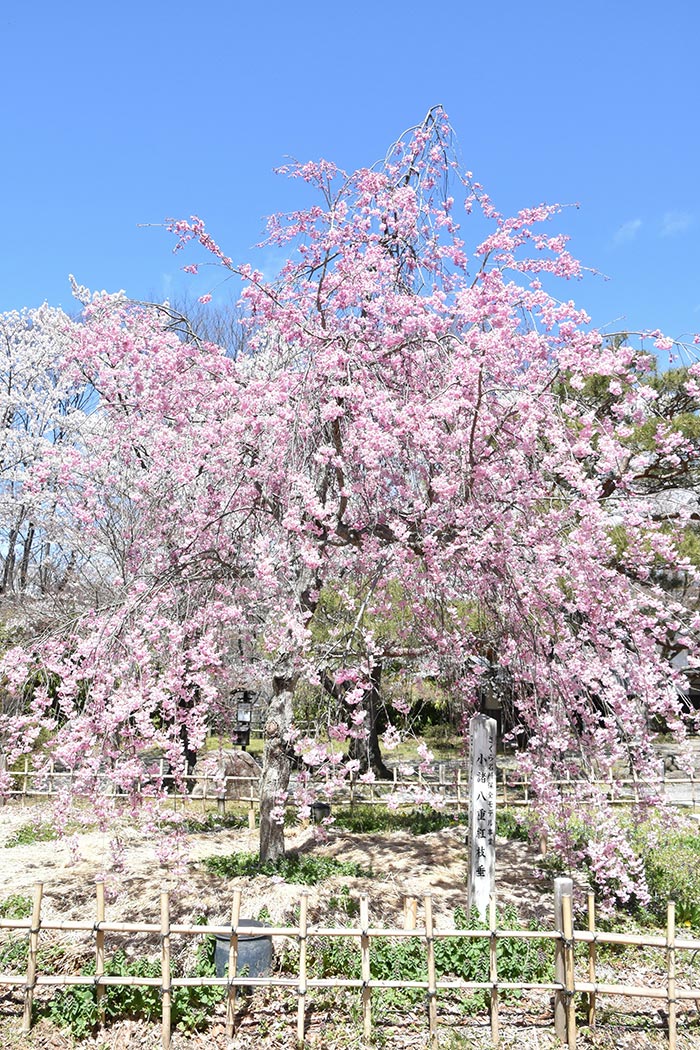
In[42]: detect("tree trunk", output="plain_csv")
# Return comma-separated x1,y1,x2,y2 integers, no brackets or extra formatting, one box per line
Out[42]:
347,663,392,780
19,523,35,591
258,673,297,862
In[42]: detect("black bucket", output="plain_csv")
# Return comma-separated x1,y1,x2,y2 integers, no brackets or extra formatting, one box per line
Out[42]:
310,801,331,823
214,920,273,978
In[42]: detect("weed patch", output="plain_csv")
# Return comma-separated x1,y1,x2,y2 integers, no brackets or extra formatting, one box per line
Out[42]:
333,805,465,836
40,938,224,1037
202,850,372,883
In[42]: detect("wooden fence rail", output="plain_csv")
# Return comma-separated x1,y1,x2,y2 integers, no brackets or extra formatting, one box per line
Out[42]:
2,756,699,811
1,879,699,1048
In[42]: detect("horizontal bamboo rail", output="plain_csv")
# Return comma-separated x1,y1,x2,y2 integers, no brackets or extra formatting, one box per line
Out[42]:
1,880,699,1048
2,755,697,812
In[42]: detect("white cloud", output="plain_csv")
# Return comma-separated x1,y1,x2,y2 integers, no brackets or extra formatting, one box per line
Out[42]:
661,211,694,237
612,218,642,245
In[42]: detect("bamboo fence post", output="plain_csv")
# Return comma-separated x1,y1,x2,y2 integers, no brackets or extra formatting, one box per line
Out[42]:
561,887,576,1049
297,893,308,1045
360,895,371,1042
587,891,596,1028
225,888,242,1038
160,890,172,1050
248,798,256,830
404,897,417,930
489,892,499,1047
0,753,5,805
554,877,573,1044
457,768,462,807
502,770,508,806
22,755,29,803
631,766,639,805
21,882,43,1033
667,900,677,1050
424,894,438,1047
95,881,106,1026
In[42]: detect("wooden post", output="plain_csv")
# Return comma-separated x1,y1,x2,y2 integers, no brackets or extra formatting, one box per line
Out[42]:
554,877,573,1044
248,798,256,830
360,895,371,1042
22,755,29,803
489,892,499,1047
297,893,308,1045
21,882,43,1033
95,881,106,1026
561,887,576,1049
424,894,438,1048
225,888,242,1038
160,890,172,1049
587,891,596,1028
467,714,497,920
667,900,677,1050
404,897,417,930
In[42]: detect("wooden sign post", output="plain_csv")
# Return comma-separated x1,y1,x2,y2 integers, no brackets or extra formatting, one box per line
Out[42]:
467,713,497,921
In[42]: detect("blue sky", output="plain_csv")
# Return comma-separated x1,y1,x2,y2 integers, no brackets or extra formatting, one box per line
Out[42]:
2,0,699,349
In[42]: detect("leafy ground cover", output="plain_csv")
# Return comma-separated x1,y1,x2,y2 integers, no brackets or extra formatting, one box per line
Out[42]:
202,849,372,883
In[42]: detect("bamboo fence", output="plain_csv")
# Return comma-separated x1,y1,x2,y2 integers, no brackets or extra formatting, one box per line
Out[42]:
1,879,699,1048
1,756,699,813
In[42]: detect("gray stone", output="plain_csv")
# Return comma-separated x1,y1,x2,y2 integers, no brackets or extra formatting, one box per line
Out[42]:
190,749,261,799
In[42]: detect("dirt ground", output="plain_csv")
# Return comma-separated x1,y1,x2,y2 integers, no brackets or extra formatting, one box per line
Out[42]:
0,801,698,1049
0,800,569,934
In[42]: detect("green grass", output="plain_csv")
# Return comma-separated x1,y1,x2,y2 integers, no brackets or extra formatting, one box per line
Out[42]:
637,827,700,928
333,804,465,835
202,849,372,883
178,810,247,834
4,821,58,848
0,894,32,918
